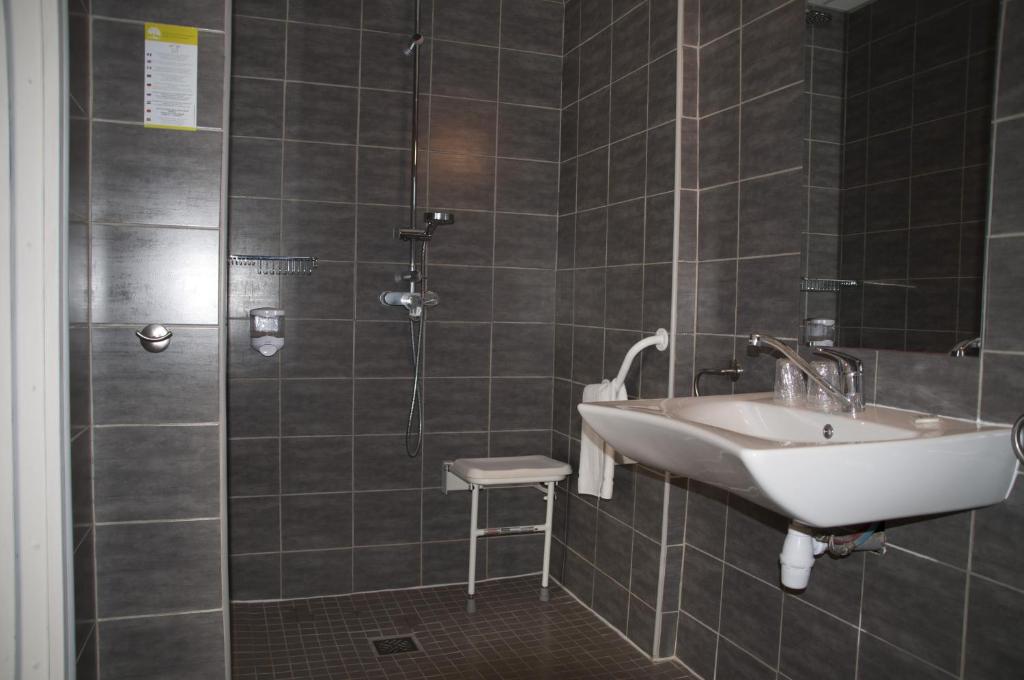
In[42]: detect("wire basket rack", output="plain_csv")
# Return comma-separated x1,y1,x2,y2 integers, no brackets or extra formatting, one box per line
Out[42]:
229,255,318,275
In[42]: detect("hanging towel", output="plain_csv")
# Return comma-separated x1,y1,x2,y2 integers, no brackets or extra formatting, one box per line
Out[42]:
578,378,627,499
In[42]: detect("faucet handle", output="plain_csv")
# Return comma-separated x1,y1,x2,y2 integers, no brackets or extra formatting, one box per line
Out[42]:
813,347,862,373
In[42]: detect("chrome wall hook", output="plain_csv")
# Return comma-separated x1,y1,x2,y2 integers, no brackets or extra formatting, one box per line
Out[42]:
136,324,172,353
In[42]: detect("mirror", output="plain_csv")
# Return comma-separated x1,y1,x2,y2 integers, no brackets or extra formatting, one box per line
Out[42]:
801,0,998,354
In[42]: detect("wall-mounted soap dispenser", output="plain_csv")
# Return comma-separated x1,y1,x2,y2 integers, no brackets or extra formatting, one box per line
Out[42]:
250,308,285,356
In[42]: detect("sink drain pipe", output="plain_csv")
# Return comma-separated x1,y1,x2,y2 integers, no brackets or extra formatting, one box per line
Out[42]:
780,521,885,589
780,523,828,589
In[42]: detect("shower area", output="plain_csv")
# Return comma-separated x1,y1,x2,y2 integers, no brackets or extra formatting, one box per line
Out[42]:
67,0,686,678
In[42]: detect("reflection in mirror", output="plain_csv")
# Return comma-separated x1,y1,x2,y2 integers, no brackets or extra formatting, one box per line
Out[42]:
801,0,997,354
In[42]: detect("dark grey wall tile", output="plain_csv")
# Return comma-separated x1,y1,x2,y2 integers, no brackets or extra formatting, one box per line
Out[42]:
423,322,490,378
96,520,221,617
282,320,353,378
741,1,803,100
288,0,360,27
736,254,800,340
98,611,225,680
740,84,803,179
353,544,420,591
494,214,556,269
360,30,432,93
229,496,279,554
491,323,554,377
680,546,723,627
676,614,718,680
353,378,413,434
875,351,980,419
716,638,776,680
92,124,222,227
433,42,499,100
503,0,563,55
233,16,286,79
984,237,1024,352
282,142,356,202
435,0,499,44
430,96,497,156
353,489,422,545
91,224,218,325
980,352,1024,424
359,147,412,205
228,379,279,438
964,575,1024,679
281,492,352,550
284,83,358,144
286,23,359,86
94,426,218,522
428,153,496,210
280,379,353,436
230,553,280,601
229,437,279,497
282,548,352,598
719,566,782,667
92,327,219,425
282,436,352,494
94,0,225,28
699,108,739,187
353,435,419,491
496,159,559,214
857,632,955,680
780,596,858,680
861,550,966,674
611,3,649,79
229,137,282,198
360,89,414,148
229,197,280,257
280,260,354,319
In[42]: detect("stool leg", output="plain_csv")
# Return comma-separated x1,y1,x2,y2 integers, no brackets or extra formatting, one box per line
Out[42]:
466,484,479,613
540,481,555,602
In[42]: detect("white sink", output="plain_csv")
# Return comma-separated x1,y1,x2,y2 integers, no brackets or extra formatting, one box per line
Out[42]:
579,393,1017,528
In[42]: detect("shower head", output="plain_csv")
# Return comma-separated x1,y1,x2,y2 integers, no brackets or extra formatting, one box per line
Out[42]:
806,8,833,25
423,211,454,236
403,33,424,56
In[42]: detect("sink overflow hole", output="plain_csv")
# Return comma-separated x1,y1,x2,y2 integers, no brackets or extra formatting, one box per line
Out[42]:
370,636,421,656
823,424,834,440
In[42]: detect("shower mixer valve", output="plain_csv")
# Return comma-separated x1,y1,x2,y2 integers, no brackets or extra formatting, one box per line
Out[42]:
380,290,439,318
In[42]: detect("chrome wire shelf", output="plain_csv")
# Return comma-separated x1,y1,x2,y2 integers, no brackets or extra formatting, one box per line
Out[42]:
229,255,318,275
801,277,858,292
801,277,916,292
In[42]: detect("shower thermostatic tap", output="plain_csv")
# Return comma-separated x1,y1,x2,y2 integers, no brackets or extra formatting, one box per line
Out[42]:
380,290,439,318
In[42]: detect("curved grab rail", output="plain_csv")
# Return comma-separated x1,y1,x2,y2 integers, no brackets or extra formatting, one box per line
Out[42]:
1013,414,1024,466
614,328,669,387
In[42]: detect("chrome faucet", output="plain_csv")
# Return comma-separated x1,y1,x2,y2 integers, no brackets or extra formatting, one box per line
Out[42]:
747,333,865,414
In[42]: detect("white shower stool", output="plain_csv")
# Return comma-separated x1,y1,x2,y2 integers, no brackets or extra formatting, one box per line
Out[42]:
443,455,572,613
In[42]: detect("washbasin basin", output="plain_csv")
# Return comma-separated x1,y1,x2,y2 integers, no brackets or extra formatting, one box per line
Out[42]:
578,393,1017,528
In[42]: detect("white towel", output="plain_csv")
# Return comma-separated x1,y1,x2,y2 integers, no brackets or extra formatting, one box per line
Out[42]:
578,378,627,499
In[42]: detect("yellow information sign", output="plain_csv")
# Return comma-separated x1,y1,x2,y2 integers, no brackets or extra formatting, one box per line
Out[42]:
144,22,199,131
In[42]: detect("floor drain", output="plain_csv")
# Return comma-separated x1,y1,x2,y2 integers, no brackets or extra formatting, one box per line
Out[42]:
369,636,420,656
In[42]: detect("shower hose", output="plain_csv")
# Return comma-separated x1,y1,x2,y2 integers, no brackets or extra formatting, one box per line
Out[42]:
405,239,428,458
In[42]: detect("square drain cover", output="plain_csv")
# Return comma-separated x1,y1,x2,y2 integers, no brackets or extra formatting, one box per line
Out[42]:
370,636,420,656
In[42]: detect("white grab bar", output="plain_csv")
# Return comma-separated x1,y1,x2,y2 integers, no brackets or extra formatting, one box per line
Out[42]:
614,328,669,387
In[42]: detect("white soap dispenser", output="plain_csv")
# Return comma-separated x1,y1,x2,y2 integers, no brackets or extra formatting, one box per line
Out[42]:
250,307,285,357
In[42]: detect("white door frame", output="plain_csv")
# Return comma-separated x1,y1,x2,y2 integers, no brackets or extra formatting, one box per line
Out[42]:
0,0,72,678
